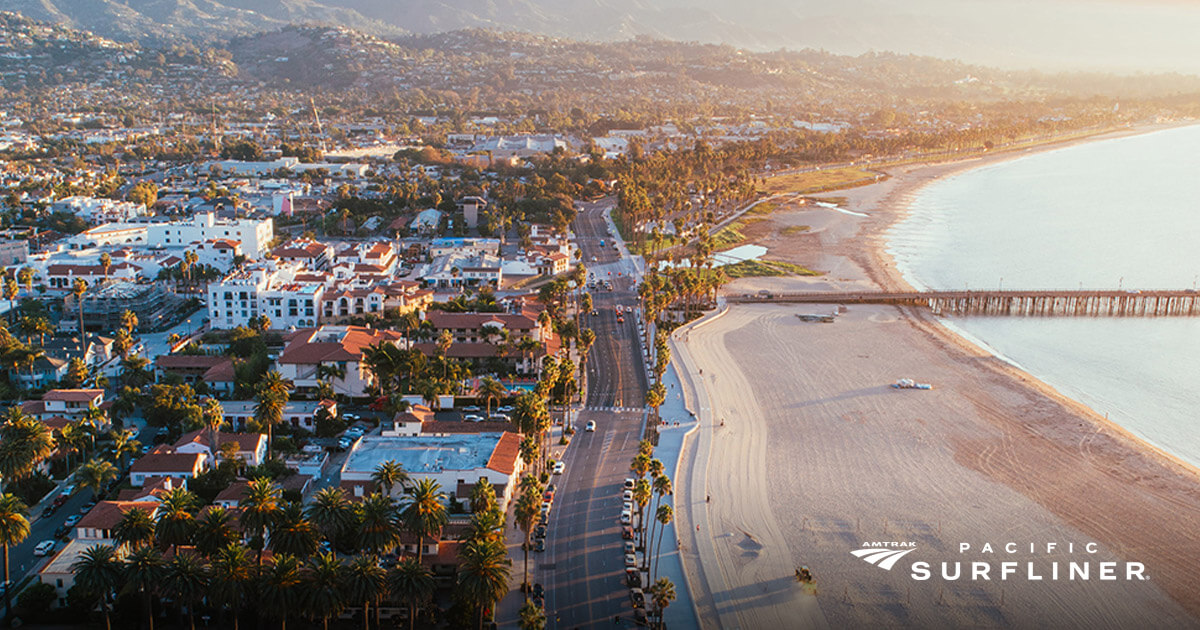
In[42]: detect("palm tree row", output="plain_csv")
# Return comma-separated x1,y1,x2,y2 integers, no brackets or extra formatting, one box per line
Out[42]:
628,441,675,585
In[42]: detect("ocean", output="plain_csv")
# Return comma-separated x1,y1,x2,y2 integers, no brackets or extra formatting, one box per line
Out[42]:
887,124,1200,467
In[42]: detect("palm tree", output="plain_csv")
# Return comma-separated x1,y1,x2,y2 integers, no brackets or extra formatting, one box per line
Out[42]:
436,329,453,378
99,252,112,279
260,553,304,630
111,427,141,469
355,492,400,558
255,370,293,459
200,397,224,459
2,279,16,326
344,555,387,630
154,487,199,553
16,267,33,294
113,506,157,551
652,504,674,583
456,538,512,630
59,422,88,471
209,543,254,630
518,599,546,630
400,478,447,565
305,552,346,630
269,502,320,559
72,277,88,335
71,544,123,630
513,478,542,591
81,403,107,437
0,494,30,618
648,577,677,629
123,545,165,630
113,328,134,358
76,458,118,501
389,557,434,630
164,553,208,630
371,459,408,497
239,478,282,565
479,377,507,416
22,315,52,348
120,309,139,333
0,409,56,489
633,479,651,551
193,506,238,557
306,487,353,544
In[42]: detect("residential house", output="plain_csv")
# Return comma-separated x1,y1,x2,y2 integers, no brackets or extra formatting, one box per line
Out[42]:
130,451,207,487
173,429,268,467
277,326,406,399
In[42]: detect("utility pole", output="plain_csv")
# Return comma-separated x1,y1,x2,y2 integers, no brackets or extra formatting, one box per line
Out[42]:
310,98,327,153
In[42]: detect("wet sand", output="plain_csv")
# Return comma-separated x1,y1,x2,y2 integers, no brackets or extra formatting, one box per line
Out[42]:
672,130,1200,629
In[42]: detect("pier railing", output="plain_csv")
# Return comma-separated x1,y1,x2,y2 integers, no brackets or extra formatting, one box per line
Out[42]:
727,289,1200,316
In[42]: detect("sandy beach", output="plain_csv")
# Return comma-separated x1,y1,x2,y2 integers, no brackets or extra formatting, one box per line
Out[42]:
671,130,1200,629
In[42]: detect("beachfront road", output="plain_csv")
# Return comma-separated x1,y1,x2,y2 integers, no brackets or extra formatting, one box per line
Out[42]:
536,200,650,629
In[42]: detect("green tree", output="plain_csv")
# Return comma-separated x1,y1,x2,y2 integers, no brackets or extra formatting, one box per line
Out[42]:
0,494,30,619
305,487,353,544
123,546,165,630
154,487,199,553
518,599,546,630
164,553,208,630
344,555,386,630
71,277,88,335
456,538,512,630
209,543,253,630
389,557,434,630
400,478,447,565
371,459,409,497
305,552,346,630
479,377,507,416
193,506,238,557
513,476,542,592
239,477,282,566
0,409,56,487
255,370,293,459
355,492,400,558
269,502,319,559
71,544,122,630
260,553,304,630
113,506,156,551
76,458,117,501
648,577,677,629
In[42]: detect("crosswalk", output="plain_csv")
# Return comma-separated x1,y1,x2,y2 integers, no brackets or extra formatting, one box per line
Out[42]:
583,406,647,413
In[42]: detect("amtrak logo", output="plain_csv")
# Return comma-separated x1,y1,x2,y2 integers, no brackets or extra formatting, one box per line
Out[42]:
851,543,917,570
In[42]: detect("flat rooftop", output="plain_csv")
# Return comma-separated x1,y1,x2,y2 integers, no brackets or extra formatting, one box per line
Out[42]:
343,434,505,475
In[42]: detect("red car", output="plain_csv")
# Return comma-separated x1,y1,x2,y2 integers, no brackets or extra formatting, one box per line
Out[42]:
622,526,634,540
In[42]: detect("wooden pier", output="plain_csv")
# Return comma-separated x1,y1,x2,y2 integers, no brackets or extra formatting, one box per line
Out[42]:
728,289,1200,317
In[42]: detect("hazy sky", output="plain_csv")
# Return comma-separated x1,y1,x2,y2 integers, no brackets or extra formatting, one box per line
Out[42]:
676,0,1200,74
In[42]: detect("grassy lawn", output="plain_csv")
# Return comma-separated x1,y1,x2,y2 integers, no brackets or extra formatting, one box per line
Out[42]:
722,259,820,278
746,200,780,216
711,218,764,250
761,167,882,195
780,225,811,236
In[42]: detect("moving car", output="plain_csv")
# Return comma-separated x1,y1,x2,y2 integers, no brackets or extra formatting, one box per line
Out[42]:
585,420,597,432
34,540,56,556
552,461,565,475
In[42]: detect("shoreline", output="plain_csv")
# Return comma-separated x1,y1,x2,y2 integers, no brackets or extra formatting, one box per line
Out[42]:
675,119,1200,628
857,122,1200,484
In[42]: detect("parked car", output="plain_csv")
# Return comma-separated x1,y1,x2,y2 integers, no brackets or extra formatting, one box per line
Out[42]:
80,501,97,514
532,583,545,599
630,588,645,608
41,505,55,518
63,514,81,527
498,405,514,412
462,406,481,412
53,526,69,539
622,490,633,502
624,541,636,554
620,510,632,525
487,414,511,422
464,414,484,422
624,478,635,490
337,437,353,450
585,420,597,432
33,540,55,556
534,525,547,539
622,501,633,513
543,490,554,503
552,461,565,475
344,426,364,438
633,608,649,626
52,495,68,508
625,568,642,588
534,539,546,553
622,526,635,540
624,553,637,567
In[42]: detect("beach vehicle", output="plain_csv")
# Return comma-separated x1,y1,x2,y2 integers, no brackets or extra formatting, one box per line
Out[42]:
891,378,932,390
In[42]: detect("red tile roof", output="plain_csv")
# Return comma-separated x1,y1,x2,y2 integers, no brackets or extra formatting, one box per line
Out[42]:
424,311,539,331
77,501,155,531
485,431,521,475
131,452,205,474
278,326,404,365
155,355,229,370
43,389,104,402
174,430,265,454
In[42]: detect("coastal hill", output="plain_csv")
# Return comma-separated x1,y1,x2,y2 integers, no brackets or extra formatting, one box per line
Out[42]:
6,0,1200,74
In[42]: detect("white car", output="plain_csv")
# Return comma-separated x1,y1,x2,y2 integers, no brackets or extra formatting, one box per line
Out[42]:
623,501,634,512
497,405,514,412
620,510,632,525
63,514,82,527
552,461,566,475
624,478,636,490
465,414,484,422
34,540,55,557
622,490,633,502
585,420,597,432
624,553,638,567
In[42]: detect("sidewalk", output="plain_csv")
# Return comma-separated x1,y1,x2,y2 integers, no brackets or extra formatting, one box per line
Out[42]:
645,360,700,629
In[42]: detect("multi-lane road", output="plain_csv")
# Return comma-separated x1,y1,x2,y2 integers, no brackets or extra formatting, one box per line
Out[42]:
536,199,651,628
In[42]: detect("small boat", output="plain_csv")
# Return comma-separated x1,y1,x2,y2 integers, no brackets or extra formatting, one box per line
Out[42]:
891,378,932,390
